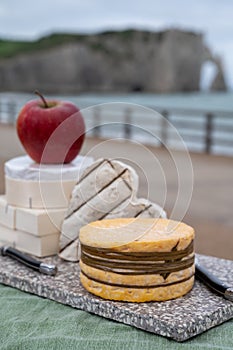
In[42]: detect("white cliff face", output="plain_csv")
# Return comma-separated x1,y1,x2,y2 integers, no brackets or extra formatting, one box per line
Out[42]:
0,29,227,93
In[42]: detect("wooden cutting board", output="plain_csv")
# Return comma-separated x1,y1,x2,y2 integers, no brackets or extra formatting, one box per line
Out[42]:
0,253,232,342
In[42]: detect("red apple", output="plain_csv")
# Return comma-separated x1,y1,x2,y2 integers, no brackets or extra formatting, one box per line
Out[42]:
17,91,85,164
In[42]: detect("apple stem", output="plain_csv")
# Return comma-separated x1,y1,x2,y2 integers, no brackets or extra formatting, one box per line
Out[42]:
34,90,49,108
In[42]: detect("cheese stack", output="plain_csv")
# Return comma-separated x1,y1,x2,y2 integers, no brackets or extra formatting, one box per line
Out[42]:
0,155,93,257
80,218,195,302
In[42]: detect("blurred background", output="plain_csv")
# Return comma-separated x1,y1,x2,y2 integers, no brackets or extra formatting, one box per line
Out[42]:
0,0,232,259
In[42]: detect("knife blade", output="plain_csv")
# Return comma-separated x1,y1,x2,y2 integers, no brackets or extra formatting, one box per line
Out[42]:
1,246,57,276
195,259,233,302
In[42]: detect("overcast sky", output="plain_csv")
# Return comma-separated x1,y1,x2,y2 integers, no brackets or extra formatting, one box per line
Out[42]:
1,0,233,88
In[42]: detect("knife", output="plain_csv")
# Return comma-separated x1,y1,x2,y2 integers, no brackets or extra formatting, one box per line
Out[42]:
195,260,233,301
1,246,57,276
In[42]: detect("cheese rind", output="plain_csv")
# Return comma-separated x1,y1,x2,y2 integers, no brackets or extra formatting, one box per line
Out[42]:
0,224,59,257
59,158,166,261
80,273,194,302
60,175,133,249
65,158,138,217
0,195,16,229
80,260,195,287
15,207,66,236
79,218,195,302
5,176,76,209
5,155,93,181
105,198,166,220
80,218,194,252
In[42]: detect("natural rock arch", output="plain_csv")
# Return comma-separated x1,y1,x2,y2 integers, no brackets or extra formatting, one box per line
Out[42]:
200,52,227,92
200,61,218,91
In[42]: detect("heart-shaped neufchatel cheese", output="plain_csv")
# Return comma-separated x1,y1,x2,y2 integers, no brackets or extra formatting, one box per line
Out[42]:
59,158,166,262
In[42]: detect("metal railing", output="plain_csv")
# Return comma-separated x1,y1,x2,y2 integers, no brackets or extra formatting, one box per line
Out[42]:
86,105,233,156
0,100,18,124
0,100,233,157
154,107,233,155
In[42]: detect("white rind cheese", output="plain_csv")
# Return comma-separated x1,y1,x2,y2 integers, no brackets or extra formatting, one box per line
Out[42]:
60,175,133,249
5,176,77,209
5,155,94,209
0,195,65,236
1,155,94,257
5,155,93,181
15,207,66,236
65,158,138,217
105,198,166,219
59,158,166,262
0,195,16,229
0,224,59,257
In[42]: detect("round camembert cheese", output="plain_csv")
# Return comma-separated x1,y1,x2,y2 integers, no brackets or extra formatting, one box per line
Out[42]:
5,155,93,209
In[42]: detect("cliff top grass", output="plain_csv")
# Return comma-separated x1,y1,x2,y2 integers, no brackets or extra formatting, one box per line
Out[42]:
0,30,150,58
0,29,199,59
0,33,88,59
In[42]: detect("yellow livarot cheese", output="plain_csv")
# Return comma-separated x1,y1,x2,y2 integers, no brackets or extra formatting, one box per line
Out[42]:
80,273,195,303
80,261,195,287
80,218,194,252
79,218,195,302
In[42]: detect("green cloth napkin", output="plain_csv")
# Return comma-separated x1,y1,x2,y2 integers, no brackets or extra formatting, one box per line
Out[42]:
0,284,232,350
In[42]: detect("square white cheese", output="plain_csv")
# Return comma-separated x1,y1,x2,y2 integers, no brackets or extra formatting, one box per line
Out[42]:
0,222,17,246
0,195,16,229
0,224,59,257
16,207,66,236
16,231,60,257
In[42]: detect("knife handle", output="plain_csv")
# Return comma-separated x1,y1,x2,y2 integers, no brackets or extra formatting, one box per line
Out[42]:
1,246,57,276
195,261,233,301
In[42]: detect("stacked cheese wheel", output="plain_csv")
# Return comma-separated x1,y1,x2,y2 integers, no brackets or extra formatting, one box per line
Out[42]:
80,218,195,302
0,155,93,257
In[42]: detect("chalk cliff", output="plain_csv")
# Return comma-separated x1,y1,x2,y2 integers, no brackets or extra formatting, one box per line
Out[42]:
0,29,227,93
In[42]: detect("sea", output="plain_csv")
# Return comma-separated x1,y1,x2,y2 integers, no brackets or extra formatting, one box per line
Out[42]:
0,91,233,156
1,91,233,112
